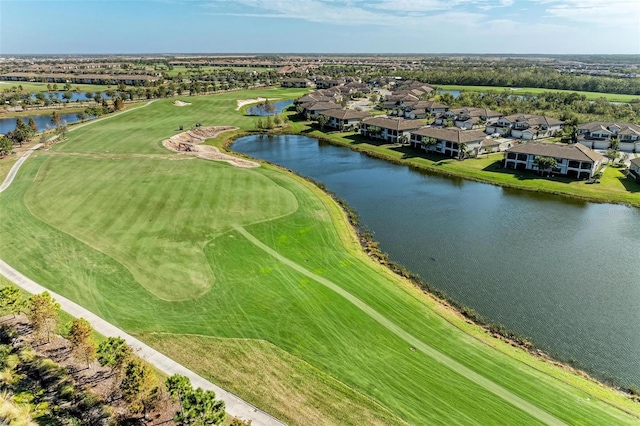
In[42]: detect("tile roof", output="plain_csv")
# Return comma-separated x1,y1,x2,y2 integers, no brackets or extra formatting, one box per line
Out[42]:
321,108,371,120
502,114,564,127
411,127,489,144
362,117,425,131
506,142,604,163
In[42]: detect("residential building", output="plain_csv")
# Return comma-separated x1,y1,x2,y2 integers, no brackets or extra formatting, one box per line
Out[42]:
503,143,604,179
409,127,490,157
434,107,502,130
360,117,424,143
630,157,640,182
320,109,371,130
577,121,640,152
488,114,564,139
281,78,313,88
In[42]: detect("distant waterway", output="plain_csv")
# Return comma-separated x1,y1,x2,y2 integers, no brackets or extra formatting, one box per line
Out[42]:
0,112,89,134
232,133,640,388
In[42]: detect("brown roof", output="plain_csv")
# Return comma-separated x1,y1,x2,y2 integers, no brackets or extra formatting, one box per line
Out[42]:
506,143,604,163
306,101,340,111
321,109,371,120
450,107,502,119
502,114,564,127
362,117,424,131
578,121,640,134
630,157,640,167
411,127,488,144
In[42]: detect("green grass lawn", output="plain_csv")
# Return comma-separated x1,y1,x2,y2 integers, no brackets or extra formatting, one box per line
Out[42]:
436,84,640,102
1,89,638,425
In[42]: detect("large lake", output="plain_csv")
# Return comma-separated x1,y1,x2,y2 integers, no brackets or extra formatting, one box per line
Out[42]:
232,134,640,388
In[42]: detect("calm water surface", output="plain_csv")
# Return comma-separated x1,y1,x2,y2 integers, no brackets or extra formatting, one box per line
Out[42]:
0,113,89,134
233,134,640,387
246,100,293,116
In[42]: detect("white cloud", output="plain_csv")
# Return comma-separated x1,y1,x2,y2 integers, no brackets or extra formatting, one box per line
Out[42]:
534,0,640,26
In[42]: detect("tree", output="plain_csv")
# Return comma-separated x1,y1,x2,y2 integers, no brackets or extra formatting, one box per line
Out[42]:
26,292,60,343
97,337,132,380
62,91,73,102
68,318,96,368
113,97,125,111
176,387,225,425
0,136,13,156
457,142,468,160
610,137,620,151
10,117,32,147
28,117,38,134
76,111,87,122
51,111,62,129
420,136,437,152
166,374,192,419
604,148,620,164
120,357,159,416
316,114,329,130
533,156,558,176
0,285,25,317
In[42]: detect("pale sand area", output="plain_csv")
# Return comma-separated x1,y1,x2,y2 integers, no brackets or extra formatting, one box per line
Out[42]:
172,100,192,106
236,97,280,111
162,126,259,168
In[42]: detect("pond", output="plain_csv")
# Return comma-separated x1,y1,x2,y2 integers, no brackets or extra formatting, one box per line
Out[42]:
246,100,294,116
232,133,640,388
0,112,90,135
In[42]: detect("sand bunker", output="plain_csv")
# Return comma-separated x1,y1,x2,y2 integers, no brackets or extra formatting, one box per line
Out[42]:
172,100,192,107
236,97,280,111
162,126,259,168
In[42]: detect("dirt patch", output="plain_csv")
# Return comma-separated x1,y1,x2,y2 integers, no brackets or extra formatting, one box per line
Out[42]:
163,126,260,168
172,100,191,107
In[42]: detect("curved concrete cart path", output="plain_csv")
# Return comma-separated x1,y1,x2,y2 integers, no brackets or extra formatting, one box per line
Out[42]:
0,111,286,426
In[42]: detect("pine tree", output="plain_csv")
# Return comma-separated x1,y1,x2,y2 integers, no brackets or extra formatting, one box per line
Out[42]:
26,292,59,343
68,318,96,368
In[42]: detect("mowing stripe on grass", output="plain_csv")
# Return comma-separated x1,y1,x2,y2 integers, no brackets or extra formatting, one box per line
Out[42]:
233,224,568,426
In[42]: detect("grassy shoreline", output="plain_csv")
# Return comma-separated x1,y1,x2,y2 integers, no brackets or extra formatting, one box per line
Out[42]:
240,113,640,208
217,131,640,417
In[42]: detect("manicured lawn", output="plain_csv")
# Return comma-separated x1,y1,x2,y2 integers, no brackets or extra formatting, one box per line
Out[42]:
436,84,640,103
0,156,17,183
1,90,639,425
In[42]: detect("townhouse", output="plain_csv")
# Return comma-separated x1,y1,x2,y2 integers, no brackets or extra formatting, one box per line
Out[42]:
504,143,604,179
577,121,640,152
487,114,564,139
360,117,424,143
320,109,371,130
434,107,502,130
409,127,491,157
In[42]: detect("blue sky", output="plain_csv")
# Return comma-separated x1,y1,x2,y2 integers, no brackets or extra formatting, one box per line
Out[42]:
1,0,639,55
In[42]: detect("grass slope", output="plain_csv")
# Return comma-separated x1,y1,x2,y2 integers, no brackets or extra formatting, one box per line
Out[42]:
0,89,638,424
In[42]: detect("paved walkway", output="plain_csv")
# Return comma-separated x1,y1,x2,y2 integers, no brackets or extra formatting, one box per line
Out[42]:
0,111,286,426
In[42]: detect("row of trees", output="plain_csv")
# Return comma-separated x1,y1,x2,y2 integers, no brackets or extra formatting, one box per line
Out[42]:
0,286,230,424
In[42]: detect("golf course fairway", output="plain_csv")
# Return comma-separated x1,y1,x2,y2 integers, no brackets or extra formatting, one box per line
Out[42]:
1,89,639,425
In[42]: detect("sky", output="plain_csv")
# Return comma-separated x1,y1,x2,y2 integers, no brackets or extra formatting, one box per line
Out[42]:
1,0,639,55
